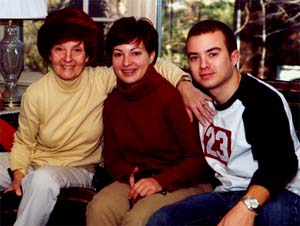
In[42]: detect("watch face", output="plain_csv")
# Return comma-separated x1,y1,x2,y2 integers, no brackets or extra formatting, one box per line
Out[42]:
242,197,260,211
248,198,259,208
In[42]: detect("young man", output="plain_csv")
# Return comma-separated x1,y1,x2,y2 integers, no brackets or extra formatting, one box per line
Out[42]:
146,19,300,226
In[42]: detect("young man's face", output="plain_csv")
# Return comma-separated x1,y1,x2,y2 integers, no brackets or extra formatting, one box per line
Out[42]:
186,30,239,94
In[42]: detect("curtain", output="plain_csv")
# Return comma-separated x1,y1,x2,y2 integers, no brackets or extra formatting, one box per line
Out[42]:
0,0,48,19
126,0,157,27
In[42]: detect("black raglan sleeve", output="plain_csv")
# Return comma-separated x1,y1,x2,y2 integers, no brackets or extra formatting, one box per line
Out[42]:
242,77,298,196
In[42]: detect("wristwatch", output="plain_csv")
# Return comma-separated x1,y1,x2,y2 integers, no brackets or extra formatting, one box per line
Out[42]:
241,196,261,213
178,75,192,85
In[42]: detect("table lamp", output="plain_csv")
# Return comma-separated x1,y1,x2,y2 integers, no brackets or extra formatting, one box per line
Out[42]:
0,0,48,108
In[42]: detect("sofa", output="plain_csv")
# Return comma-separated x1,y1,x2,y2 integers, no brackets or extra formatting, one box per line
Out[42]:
0,78,299,226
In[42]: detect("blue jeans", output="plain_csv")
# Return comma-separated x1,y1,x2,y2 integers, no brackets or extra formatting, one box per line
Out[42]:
146,190,300,226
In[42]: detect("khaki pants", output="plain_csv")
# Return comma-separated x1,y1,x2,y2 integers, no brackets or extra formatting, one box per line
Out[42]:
86,181,212,226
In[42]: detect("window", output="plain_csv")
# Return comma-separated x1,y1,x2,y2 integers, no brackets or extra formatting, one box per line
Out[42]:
159,0,300,81
1,0,299,87
23,0,158,74
24,0,127,73
159,0,234,69
0,0,133,88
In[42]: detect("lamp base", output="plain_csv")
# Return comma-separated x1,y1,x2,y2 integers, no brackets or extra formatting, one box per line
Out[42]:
0,23,24,109
2,86,22,109
3,101,20,109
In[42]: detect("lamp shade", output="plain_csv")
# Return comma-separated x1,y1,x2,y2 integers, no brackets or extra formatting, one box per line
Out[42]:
0,0,48,19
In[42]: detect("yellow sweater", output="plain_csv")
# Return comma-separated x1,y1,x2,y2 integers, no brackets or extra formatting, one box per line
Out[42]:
10,59,187,175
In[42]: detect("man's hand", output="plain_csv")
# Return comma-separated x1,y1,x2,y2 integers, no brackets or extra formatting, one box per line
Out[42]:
177,81,214,126
218,185,270,226
218,201,256,226
5,169,24,196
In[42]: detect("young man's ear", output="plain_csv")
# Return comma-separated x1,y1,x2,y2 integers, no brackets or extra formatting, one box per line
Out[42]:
231,50,240,67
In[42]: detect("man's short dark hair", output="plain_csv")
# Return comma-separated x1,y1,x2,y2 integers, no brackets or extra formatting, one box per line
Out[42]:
186,19,237,55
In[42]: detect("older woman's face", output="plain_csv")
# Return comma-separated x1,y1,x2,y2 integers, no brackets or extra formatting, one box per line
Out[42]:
50,41,89,80
112,40,155,84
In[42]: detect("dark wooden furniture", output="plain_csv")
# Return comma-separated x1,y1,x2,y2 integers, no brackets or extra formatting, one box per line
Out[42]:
0,188,96,226
265,79,300,139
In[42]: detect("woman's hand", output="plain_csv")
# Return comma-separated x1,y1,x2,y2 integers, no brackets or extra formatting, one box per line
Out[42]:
5,169,24,196
128,167,163,201
177,81,214,126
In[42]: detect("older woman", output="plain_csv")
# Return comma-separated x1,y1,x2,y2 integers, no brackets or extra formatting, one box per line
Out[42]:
0,8,212,226
86,17,213,226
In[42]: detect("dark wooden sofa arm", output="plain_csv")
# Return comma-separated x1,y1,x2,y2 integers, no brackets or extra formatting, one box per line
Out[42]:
48,187,97,225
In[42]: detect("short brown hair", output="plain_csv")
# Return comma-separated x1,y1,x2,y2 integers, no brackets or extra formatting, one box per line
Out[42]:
37,7,102,66
105,17,158,65
186,19,237,55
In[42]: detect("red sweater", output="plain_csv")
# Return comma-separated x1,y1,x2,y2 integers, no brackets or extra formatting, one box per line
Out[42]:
103,65,209,191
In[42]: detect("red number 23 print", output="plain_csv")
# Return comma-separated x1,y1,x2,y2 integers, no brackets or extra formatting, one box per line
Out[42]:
203,124,232,165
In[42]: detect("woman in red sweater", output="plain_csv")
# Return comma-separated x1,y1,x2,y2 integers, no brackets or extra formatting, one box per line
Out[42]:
86,17,212,226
